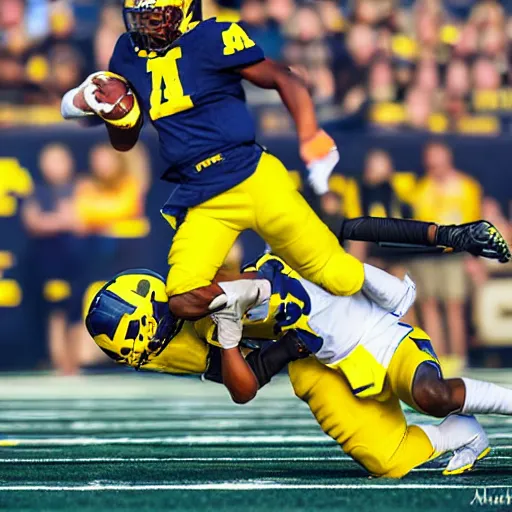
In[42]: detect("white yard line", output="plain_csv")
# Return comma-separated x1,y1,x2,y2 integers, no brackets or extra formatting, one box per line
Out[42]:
0,457,346,463
2,433,512,447
0,482,509,492
0,419,316,431
0,435,333,446
1,431,512,449
0,455,506,468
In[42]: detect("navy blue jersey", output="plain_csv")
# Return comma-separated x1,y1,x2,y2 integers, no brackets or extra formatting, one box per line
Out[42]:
109,19,265,211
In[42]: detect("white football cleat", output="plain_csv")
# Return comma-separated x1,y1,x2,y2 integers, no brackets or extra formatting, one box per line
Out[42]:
443,420,490,476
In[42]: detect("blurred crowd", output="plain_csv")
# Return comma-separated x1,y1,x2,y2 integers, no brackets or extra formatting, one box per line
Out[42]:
0,0,511,374
2,135,508,375
18,141,150,374
1,0,512,132
315,140,512,373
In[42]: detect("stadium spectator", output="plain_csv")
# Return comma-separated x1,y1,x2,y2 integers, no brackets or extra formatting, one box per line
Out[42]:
472,57,502,91
445,59,471,98
317,0,345,36
267,0,294,26
338,23,376,98
359,149,412,221
94,3,125,70
474,197,512,274
409,141,483,372
318,190,345,237
405,87,435,130
70,143,150,368
414,58,440,94
352,150,416,310
283,5,331,70
22,144,80,375
241,0,284,61
0,0,25,31
453,22,479,59
75,144,145,237
414,2,441,54
1,0,512,135
368,59,396,103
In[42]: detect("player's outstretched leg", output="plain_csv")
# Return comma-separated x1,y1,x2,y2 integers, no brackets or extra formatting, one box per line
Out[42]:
386,332,498,475
398,359,512,475
410,362,512,417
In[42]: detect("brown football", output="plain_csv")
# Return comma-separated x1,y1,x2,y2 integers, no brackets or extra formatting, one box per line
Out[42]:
92,74,135,121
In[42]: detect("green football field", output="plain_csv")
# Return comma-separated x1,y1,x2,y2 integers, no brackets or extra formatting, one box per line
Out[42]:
0,371,512,512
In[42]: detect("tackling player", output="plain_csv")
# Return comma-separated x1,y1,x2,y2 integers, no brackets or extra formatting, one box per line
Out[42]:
60,0,511,324
85,256,512,478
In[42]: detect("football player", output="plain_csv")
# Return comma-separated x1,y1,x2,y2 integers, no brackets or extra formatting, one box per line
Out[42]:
60,0,511,323
85,257,512,478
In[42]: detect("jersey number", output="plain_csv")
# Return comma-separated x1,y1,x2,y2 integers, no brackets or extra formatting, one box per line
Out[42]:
147,47,193,121
222,24,255,55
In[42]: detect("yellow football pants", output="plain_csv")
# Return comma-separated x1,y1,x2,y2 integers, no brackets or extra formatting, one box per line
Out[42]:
164,151,364,296
289,330,439,478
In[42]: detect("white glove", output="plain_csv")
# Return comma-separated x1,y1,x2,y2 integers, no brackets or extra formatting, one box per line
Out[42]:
307,148,340,195
82,73,127,117
61,72,105,119
209,280,271,350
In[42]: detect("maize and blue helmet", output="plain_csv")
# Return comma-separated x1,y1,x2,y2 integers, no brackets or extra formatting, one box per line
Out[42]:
123,0,198,55
85,269,183,369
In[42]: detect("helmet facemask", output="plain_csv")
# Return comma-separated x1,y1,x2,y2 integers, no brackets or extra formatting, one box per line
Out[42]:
124,0,197,55
124,6,184,54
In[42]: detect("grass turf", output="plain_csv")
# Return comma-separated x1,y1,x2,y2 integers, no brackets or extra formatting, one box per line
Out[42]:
0,372,511,511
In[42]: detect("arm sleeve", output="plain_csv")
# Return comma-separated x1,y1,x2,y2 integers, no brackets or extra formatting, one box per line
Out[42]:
339,216,436,246
203,333,310,388
204,21,265,71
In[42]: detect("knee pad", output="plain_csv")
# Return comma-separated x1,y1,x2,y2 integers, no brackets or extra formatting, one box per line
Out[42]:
317,250,365,296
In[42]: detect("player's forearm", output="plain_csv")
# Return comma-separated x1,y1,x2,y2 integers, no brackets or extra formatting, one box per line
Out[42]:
106,118,142,153
61,87,93,119
340,217,511,262
23,207,67,236
274,71,319,142
221,347,258,404
339,217,438,246
240,59,318,141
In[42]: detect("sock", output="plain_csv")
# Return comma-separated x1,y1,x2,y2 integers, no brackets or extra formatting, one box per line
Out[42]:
461,377,512,415
418,414,482,454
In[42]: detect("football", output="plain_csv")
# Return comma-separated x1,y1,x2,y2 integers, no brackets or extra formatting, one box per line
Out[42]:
91,73,135,121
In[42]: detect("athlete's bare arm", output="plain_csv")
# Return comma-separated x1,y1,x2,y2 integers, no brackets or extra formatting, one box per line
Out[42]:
240,59,318,143
221,347,258,404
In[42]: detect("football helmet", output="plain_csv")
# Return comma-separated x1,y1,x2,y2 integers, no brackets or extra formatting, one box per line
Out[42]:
85,269,183,369
123,0,198,54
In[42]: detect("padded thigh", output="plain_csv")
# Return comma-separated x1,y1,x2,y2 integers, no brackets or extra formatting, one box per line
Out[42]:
247,152,365,296
288,357,409,476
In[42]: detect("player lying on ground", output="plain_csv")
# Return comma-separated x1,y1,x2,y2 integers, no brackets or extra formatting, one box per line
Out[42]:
86,255,512,478
61,0,511,324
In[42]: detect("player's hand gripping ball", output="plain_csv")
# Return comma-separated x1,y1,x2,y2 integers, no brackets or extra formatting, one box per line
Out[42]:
83,72,141,129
